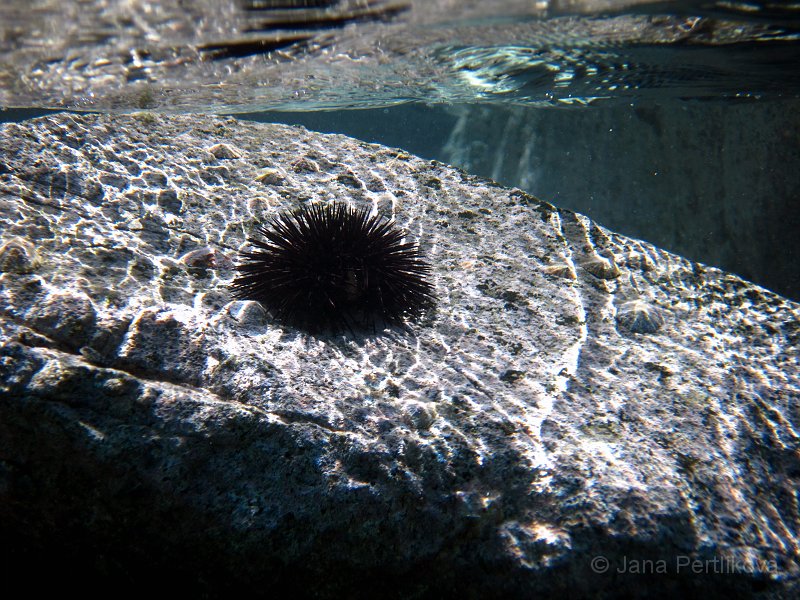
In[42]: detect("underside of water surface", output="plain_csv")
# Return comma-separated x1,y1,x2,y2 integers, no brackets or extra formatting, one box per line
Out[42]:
1,0,799,112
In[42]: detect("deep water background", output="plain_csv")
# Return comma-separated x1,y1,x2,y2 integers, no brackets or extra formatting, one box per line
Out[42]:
3,99,798,301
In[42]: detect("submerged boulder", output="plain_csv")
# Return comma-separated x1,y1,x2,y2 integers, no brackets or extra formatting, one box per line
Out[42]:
0,113,798,598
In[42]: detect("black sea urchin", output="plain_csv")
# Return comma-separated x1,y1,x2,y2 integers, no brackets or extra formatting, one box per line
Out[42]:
230,203,435,333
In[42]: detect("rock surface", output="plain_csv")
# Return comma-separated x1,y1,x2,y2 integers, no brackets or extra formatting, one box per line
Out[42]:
0,113,798,597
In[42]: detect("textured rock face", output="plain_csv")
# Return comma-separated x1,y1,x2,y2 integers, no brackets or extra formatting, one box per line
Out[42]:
0,113,798,597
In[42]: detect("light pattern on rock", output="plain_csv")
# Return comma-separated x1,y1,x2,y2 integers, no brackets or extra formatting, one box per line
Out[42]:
0,113,798,596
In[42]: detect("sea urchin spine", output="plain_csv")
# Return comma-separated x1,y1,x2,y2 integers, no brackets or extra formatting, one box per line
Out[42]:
230,203,435,333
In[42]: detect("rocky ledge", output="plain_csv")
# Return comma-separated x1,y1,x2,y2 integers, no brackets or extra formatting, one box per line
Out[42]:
0,113,798,598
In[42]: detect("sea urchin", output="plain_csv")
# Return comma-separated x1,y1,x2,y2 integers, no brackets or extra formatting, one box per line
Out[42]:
230,203,435,333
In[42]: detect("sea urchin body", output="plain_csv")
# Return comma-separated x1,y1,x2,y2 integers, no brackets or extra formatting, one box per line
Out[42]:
231,203,435,333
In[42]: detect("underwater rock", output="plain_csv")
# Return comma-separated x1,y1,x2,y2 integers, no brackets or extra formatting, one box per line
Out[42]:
0,113,798,598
